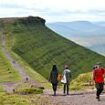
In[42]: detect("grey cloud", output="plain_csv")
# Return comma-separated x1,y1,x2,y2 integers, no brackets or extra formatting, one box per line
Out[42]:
0,4,23,9
0,3,50,13
63,9,105,16
87,10,105,15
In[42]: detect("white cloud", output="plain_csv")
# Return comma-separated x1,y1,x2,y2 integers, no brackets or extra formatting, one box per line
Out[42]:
0,0,105,22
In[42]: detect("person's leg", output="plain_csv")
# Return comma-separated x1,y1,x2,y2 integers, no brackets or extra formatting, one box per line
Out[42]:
52,84,54,90
98,83,104,100
63,84,66,95
96,83,100,99
96,83,104,101
54,84,57,95
52,84,55,95
53,84,57,96
96,89,100,100
67,84,69,95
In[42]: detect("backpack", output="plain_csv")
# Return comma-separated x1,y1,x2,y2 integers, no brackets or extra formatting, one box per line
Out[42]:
57,73,62,81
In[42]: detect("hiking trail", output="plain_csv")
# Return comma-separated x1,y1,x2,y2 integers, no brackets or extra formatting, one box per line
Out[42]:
1,32,105,105
43,89,105,105
1,33,41,93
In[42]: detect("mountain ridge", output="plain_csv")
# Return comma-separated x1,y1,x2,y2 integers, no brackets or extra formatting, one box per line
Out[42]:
1,16,105,79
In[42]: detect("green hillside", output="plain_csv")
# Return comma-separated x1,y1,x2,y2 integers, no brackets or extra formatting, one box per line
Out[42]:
0,31,20,83
0,50,20,82
0,16,105,79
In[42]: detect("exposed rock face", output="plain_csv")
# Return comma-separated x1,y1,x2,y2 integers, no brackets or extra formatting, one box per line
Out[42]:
18,16,46,26
0,16,46,26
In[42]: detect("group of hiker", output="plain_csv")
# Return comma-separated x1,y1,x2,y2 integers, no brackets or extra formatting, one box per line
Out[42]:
49,63,105,101
49,64,71,96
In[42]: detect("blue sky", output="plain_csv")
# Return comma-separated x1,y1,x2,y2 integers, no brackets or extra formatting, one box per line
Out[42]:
0,0,105,22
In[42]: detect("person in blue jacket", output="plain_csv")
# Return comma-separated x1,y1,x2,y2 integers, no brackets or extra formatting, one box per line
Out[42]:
49,65,58,96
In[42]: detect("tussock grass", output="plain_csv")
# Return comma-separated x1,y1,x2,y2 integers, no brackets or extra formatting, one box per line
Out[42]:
14,82,44,95
0,86,5,92
0,92,52,105
70,72,94,90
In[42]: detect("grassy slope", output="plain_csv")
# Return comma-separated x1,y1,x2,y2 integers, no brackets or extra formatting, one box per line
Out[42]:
0,26,50,89
0,31,20,83
10,51,50,88
1,16,105,80
0,48,20,82
0,92,52,105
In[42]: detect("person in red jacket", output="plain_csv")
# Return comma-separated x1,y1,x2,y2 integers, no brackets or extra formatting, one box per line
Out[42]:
93,64,105,101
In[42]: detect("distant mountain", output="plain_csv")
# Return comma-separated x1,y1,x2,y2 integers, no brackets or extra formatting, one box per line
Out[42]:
47,21,105,56
94,21,105,27
47,21,105,36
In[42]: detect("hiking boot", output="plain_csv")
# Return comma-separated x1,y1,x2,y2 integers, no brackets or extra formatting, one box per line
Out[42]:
67,93,69,95
96,96,100,101
98,98,100,101
54,91,56,96
63,93,67,96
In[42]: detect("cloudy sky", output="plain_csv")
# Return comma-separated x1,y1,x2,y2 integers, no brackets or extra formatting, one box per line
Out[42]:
0,0,105,22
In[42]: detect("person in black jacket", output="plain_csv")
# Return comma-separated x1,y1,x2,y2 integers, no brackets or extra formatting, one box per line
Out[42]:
49,65,58,96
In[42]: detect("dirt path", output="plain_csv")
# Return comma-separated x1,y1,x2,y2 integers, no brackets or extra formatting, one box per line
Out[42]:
1,33,105,105
1,33,30,80
0,82,16,93
43,89,105,105
1,33,40,93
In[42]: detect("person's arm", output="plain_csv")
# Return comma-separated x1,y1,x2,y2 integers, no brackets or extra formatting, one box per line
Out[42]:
93,70,95,81
48,72,52,82
102,68,105,78
69,71,71,79
62,71,64,77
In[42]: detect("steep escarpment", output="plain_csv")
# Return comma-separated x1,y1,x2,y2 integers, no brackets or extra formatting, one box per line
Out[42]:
0,16,105,79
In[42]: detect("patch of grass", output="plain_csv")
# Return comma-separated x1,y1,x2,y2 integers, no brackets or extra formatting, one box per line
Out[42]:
16,88,43,95
70,72,94,90
0,50,20,82
0,92,52,105
0,92,30,105
14,82,44,94
0,86,5,92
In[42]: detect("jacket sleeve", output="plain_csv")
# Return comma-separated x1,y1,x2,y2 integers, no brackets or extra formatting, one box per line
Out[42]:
102,68,105,77
70,71,72,78
48,72,52,81
93,70,95,81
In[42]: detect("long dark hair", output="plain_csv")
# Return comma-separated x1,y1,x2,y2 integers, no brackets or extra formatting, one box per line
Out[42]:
52,65,58,72
50,65,58,83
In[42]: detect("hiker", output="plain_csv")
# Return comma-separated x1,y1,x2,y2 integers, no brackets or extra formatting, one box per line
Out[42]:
61,64,71,95
93,64,105,101
49,65,58,96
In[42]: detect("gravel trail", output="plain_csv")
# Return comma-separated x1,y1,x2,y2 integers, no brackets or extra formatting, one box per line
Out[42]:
43,89,105,105
1,33,40,93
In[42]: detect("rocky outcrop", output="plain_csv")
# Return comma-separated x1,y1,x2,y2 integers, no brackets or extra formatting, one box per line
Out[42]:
0,16,46,26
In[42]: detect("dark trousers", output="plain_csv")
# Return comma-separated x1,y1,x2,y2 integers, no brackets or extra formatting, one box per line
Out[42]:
95,83,104,98
52,84,57,92
64,84,69,94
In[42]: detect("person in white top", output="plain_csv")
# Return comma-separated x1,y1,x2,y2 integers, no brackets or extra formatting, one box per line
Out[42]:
62,64,71,95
